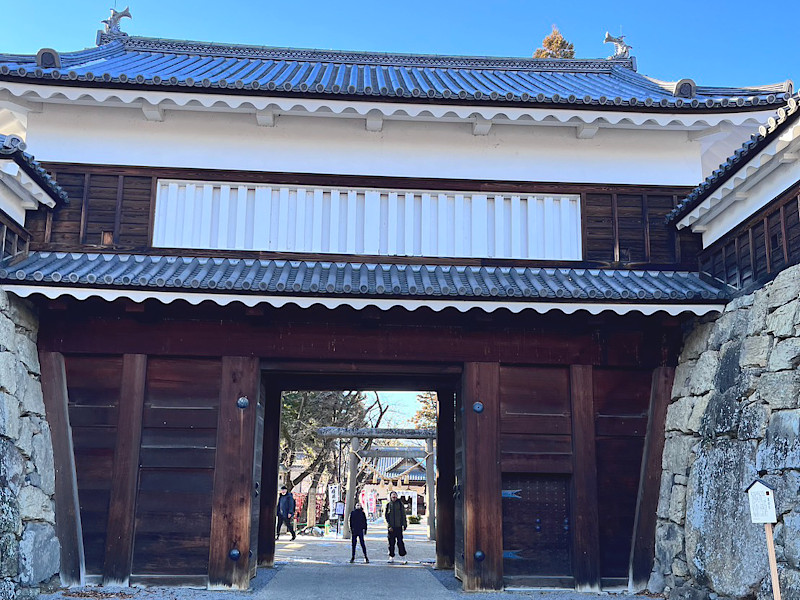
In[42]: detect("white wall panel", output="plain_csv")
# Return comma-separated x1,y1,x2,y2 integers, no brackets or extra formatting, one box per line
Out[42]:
152,179,582,260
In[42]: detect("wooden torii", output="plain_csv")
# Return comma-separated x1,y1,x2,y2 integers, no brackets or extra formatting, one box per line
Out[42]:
317,427,436,540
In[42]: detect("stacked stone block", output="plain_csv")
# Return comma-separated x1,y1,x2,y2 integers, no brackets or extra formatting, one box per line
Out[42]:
0,288,59,600
651,266,800,599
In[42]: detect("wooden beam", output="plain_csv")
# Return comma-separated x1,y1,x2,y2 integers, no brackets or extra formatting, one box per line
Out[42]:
570,365,601,591
461,363,503,591
436,389,456,569
258,386,282,567
39,351,84,585
317,427,436,439
208,357,261,589
103,354,147,585
629,366,675,591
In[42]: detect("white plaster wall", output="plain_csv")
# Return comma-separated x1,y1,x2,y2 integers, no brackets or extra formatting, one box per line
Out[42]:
26,104,704,186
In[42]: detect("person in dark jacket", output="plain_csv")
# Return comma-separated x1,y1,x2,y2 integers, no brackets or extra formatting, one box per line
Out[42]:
349,502,369,563
384,491,408,563
276,485,296,540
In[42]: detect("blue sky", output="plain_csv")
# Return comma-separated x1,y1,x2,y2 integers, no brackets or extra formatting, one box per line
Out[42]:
0,0,796,88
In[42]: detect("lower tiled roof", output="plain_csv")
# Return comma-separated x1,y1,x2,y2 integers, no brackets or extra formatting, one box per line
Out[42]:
0,252,728,303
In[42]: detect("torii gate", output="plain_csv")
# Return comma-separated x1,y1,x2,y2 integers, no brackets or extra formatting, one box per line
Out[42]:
317,427,436,540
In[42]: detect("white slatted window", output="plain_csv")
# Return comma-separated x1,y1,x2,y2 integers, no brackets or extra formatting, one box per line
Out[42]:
152,179,582,260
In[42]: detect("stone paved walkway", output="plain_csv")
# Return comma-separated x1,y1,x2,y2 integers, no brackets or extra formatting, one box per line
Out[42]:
41,524,653,600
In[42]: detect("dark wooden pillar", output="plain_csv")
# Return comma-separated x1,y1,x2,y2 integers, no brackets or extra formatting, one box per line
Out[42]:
461,363,503,591
208,357,261,589
257,385,282,567
39,351,84,585
570,365,600,591
103,354,147,584
435,388,456,569
629,366,675,590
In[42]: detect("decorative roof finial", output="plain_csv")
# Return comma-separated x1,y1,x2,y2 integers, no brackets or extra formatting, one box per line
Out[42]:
102,6,132,37
603,32,632,59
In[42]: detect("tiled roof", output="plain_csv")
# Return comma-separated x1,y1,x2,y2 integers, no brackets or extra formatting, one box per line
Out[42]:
667,96,800,224
0,252,728,303
373,457,427,481
0,35,791,111
0,135,69,204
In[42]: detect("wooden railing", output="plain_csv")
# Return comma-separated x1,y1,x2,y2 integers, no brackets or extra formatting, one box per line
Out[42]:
0,208,31,262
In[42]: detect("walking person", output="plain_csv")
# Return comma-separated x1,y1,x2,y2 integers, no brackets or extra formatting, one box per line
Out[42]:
384,491,408,564
276,485,296,541
349,502,369,563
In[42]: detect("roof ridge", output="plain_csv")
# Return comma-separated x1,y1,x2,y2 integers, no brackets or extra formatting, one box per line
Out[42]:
96,33,631,72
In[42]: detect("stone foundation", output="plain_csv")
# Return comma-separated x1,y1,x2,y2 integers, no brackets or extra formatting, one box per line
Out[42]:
0,288,59,599
650,265,800,599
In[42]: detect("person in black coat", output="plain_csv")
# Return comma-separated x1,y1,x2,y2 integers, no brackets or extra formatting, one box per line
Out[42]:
349,502,369,563
276,485,296,540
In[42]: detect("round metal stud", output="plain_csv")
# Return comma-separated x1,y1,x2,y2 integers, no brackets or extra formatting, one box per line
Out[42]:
237,396,250,409
472,401,484,413
229,548,241,561
474,550,485,562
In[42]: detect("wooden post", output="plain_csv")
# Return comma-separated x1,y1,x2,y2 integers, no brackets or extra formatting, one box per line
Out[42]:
103,354,147,585
426,437,435,541
39,352,84,585
258,386,282,567
436,389,455,569
570,365,600,591
461,363,503,591
765,523,783,600
629,367,675,590
208,357,260,590
342,436,359,539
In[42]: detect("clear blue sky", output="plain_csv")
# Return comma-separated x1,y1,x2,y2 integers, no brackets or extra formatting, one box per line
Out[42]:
0,0,796,88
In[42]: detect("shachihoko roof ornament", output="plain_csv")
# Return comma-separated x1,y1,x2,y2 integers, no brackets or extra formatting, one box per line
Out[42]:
604,32,632,60
101,7,132,38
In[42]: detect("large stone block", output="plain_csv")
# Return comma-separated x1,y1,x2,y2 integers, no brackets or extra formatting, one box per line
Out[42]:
785,510,800,568
666,398,694,432
700,390,742,439
746,289,770,335
738,402,770,440
18,522,59,585
662,434,697,476
673,360,697,400
0,314,14,354
18,374,44,417
31,428,55,497
0,533,18,577
15,336,40,377
757,371,800,410
0,439,24,494
655,522,684,573
668,483,686,524
7,298,37,336
756,565,800,600
768,265,800,309
739,335,772,368
0,392,20,441
668,583,709,600
685,439,763,598
657,471,674,519
763,471,800,516
680,321,715,362
0,487,21,535
687,351,719,396
16,416,36,458
687,393,711,434
757,410,800,471
0,352,16,396
708,309,748,351
18,486,54,523
766,300,799,338
768,338,800,371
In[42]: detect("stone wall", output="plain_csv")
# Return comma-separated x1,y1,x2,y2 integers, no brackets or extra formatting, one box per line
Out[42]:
650,265,800,600
0,288,60,600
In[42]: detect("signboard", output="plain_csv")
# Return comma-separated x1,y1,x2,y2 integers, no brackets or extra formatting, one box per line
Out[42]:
747,479,777,524
328,484,340,514
335,501,346,516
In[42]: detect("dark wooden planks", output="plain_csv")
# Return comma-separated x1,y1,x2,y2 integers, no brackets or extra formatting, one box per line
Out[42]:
629,367,675,591
461,362,503,591
257,385,282,567
208,357,261,589
39,352,84,585
131,358,221,578
435,389,456,569
569,365,600,591
103,354,147,584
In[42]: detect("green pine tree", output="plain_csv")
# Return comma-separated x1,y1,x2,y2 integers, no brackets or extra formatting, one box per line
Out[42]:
533,25,575,59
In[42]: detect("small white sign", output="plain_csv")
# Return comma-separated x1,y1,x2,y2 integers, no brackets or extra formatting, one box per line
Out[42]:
747,480,777,524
